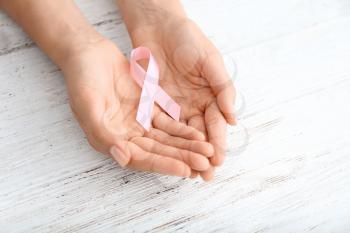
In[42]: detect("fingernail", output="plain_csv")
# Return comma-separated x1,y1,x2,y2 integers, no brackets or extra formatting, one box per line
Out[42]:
230,115,238,125
110,146,129,167
227,112,237,126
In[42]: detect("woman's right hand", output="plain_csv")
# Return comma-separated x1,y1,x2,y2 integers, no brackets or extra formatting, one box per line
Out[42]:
60,38,214,178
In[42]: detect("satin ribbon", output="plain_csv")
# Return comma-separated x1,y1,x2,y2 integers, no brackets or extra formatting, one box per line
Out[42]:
130,47,181,131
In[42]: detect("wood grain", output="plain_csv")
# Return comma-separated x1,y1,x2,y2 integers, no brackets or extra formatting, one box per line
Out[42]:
1,0,350,232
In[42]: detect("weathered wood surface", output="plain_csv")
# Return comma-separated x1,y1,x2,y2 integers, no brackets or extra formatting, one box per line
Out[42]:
1,0,350,232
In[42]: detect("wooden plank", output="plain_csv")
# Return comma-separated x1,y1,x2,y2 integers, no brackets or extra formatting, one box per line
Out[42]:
0,0,350,232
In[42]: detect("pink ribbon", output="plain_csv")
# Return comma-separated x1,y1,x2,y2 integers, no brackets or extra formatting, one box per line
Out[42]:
130,47,181,131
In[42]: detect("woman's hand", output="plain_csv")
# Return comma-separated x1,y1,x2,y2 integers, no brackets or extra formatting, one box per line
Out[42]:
1,0,214,179
117,1,237,180
60,38,215,177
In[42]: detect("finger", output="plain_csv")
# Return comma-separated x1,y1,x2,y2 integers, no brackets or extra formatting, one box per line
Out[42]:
145,128,214,157
190,170,199,179
188,115,215,181
188,115,208,140
110,141,191,178
153,112,205,141
205,101,227,166
217,84,237,125
200,166,215,182
202,51,236,125
131,137,210,171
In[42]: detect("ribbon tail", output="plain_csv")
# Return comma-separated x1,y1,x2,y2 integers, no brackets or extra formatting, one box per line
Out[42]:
136,81,157,132
155,87,181,121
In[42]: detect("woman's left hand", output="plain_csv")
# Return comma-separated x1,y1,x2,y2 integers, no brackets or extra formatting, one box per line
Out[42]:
127,16,236,181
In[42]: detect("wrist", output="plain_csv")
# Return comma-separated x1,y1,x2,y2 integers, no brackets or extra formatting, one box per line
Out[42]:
1,0,104,68
117,0,187,38
52,28,105,68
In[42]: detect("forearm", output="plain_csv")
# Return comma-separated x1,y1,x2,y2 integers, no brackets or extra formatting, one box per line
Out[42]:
0,0,102,67
116,0,187,35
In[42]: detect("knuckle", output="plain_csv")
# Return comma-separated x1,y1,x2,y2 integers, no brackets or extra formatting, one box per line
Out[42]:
206,115,220,126
149,154,158,173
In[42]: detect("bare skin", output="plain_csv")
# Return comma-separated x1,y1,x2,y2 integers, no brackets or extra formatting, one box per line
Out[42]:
117,0,236,180
0,0,236,180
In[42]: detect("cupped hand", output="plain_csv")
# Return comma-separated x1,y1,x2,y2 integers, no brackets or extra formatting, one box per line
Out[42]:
129,18,236,180
59,38,214,177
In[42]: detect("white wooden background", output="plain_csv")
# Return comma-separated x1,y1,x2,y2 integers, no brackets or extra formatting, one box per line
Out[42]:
1,0,350,232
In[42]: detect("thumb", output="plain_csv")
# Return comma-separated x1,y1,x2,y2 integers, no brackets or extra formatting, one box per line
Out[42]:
217,83,237,125
110,141,131,167
202,50,236,125
70,88,128,157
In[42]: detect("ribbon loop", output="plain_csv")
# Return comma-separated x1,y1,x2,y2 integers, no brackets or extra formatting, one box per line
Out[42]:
130,47,181,131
